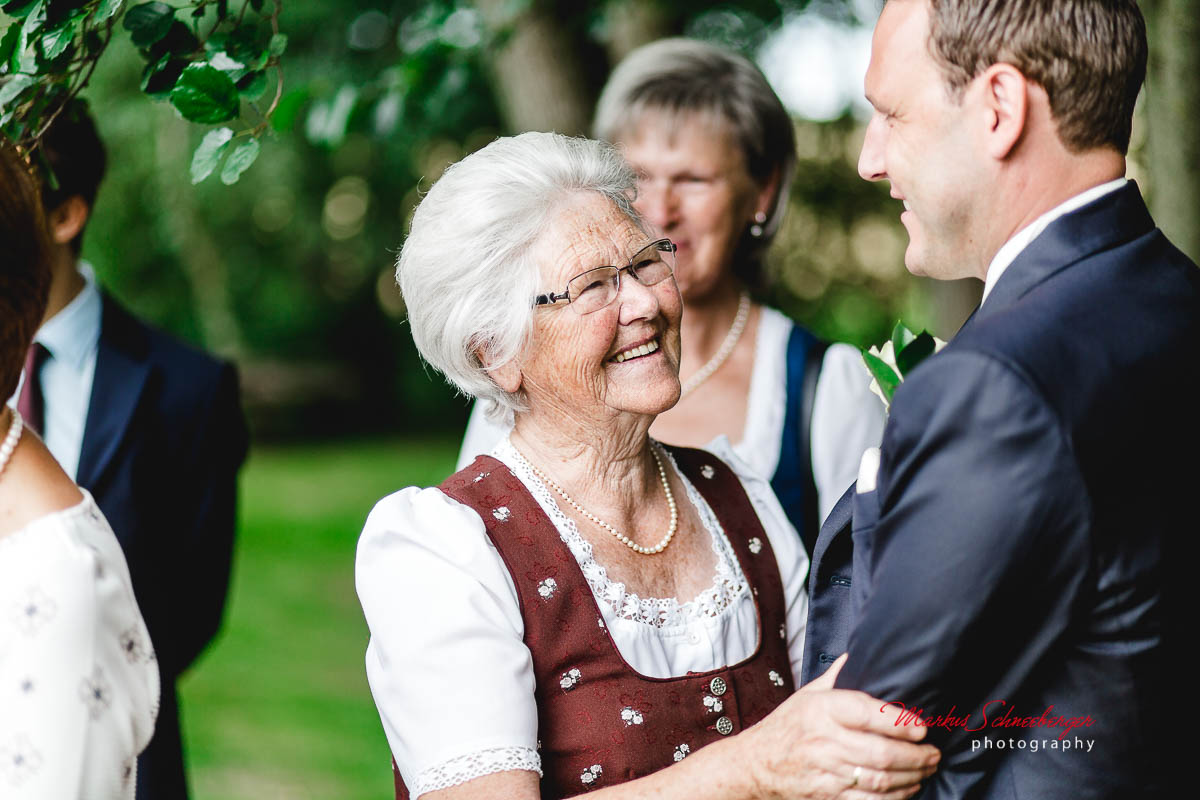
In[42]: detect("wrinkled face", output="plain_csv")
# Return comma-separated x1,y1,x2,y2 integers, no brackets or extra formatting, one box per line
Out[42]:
858,0,983,280
518,193,683,424
618,112,767,300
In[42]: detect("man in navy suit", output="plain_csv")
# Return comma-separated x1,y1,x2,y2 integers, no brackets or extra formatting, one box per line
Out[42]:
17,104,248,799
803,1,1196,797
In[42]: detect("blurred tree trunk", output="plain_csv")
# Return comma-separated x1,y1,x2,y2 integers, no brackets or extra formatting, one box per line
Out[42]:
474,0,595,134
153,118,245,358
1143,0,1200,263
602,0,675,64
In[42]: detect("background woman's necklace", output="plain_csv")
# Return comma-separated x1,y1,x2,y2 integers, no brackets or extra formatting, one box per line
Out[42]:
679,291,750,398
0,407,24,479
521,442,679,555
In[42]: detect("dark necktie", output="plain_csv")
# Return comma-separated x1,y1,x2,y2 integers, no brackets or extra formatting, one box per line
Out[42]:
16,343,49,436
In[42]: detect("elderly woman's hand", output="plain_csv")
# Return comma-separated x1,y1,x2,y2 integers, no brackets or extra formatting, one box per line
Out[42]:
740,656,940,800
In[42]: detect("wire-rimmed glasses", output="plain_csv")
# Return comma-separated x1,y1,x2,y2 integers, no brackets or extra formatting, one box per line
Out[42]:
533,239,676,315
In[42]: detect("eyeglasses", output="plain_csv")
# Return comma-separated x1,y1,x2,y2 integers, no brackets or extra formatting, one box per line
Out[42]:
533,239,676,315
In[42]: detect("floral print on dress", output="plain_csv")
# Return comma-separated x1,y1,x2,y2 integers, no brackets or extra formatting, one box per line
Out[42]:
581,764,603,785
537,578,558,599
492,506,512,522
769,670,785,687
620,706,644,726
472,471,489,483
673,743,691,761
79,666,113,719
120,626,148,664
700,464,715,479
560,668,582,691
779,623,787,640
703,695,723,714
748,537,763,554
11,588,57,636
0,733,43,786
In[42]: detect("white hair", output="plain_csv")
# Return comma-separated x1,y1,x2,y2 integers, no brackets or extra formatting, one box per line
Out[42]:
396,132,641,420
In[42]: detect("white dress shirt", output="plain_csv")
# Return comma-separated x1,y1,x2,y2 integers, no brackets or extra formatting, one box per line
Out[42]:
457,307,886,524
981,178,1127,305
6,263,102,480
357,436,810,799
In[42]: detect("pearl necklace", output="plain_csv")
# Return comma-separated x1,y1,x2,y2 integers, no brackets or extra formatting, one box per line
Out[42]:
522,442,679,555
679,291,751,398
0,407,24,480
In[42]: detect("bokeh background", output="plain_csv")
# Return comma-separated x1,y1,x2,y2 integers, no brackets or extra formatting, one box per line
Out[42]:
27,0,1200,797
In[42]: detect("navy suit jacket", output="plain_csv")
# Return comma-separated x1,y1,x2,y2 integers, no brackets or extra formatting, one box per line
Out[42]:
803,183,1197,798
80,294,248,800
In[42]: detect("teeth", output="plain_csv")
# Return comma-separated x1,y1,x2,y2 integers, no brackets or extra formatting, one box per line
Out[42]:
612,339,659,363
902,201,912,211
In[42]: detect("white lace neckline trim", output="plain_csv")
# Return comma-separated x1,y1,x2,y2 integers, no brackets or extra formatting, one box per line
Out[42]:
494,439,750,630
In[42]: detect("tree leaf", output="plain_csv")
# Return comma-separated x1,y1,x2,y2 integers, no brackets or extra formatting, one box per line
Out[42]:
39,16,78,60
189,125,233,183
95,0,122,19
220,137,259,184
146,20,201,59
123,1,175,48
890,320,916,354
1,0,41,18
140,53,186,99
863,351,901,402
226,21,270,69
19,0,45,37
895,332,936,375
169,63,240,123
0,23,21,67
268,33,287,57
249,0,263,11
0,72,34,107
235,70,267,100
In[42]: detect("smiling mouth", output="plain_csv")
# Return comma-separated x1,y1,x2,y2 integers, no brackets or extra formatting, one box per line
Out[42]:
610,338,661,364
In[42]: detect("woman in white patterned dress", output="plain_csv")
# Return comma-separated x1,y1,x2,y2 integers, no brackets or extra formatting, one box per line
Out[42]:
0,144,159,800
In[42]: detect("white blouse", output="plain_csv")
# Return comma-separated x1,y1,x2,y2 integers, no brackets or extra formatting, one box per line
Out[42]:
357,438,809,799
0,491,159,800
458,307,885,523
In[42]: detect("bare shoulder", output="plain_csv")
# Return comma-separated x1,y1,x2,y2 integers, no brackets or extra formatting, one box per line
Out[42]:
0,434,84,539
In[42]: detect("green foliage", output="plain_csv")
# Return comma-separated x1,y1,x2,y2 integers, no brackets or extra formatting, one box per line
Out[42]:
0,0,285,185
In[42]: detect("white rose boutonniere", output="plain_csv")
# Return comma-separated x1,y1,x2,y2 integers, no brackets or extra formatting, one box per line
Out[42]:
863,322,947,412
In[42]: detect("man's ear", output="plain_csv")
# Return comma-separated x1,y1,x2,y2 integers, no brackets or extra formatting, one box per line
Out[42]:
48,195,90,245
979,63,1029,161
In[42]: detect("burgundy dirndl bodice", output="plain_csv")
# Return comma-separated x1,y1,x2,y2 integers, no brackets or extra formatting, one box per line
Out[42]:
392,445,796,799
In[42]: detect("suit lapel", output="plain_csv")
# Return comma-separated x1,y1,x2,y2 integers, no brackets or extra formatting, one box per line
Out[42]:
974,181,1155,323
77,295,151,491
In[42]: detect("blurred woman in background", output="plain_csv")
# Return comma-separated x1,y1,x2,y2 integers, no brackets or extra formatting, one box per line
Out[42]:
459,39,885,553
0,143,158,800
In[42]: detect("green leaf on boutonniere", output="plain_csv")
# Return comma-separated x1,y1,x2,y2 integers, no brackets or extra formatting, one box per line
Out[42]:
891,321,916,354
896,331,936,374
863,351,901,402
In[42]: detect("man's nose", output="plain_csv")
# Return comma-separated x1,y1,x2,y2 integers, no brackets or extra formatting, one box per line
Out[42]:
858,116,887,182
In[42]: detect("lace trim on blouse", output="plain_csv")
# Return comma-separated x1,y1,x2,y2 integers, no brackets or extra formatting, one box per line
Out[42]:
496,439,750,630
412,745,541,797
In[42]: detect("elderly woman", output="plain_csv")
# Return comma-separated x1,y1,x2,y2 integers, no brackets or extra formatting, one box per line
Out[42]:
358,133,936,800
0,143,158,799
458,39,886,555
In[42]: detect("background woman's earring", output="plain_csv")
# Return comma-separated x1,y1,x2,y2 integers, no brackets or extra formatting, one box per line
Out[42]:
749,211,767,238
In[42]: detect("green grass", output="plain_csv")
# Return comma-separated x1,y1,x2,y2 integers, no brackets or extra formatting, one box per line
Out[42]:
178,435,460,800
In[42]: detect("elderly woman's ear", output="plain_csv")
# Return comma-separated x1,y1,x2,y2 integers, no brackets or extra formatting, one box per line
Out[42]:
479,350,522,394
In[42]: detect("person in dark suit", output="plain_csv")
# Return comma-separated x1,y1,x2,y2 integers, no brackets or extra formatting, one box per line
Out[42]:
15,104,248,800
803,1,1196,798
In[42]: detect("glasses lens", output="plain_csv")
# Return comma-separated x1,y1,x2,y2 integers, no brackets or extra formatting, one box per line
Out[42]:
629,240,674,286
567,267,620,314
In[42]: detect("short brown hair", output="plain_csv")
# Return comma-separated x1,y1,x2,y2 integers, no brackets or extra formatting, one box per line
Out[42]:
0,143,52,399
923,0,1147,154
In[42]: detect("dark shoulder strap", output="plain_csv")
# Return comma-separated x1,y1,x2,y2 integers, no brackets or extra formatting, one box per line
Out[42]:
772,325,826,555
